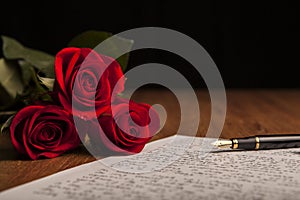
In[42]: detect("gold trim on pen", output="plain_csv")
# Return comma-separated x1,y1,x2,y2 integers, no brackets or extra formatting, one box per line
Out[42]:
255,137,260,150
232,139,238,149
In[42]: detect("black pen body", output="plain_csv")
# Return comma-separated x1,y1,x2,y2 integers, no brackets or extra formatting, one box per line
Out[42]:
232,135,300,150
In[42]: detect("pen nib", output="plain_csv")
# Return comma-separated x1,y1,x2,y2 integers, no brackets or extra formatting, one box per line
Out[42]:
211,139,232,148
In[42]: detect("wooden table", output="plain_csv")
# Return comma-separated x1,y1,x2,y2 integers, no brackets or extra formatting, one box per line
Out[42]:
1,89,300,191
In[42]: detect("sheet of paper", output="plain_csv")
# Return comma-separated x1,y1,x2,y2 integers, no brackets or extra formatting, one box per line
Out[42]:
1,135,300,200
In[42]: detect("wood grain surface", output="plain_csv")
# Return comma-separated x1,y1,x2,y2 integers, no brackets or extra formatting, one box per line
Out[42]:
1,89,300,191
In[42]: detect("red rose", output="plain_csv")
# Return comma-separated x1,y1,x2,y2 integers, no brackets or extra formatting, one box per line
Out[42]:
85,99,160,155
10,105,80,160
54,47,125,118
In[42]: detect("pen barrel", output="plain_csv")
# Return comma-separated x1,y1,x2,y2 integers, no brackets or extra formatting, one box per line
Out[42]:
235,135,300,150
258,135,300,149
235,138,256,149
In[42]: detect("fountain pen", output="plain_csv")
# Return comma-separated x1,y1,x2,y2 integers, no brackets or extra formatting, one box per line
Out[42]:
212,135,300,150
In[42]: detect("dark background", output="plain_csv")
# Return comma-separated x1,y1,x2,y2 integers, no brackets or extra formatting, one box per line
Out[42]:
0,1,299,88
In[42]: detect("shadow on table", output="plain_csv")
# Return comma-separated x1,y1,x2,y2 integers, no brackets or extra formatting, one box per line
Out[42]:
0,148,20,160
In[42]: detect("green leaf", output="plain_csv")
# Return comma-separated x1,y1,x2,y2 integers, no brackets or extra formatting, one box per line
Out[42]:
0,83,14,109
68,30,134,71
37,74,54,90
29,67,52,101
0,114,14,135
18,60,34,86
1,35,55,78
68,31,113,49
0,111,17,116
0,59,24,99
29,67,47,93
